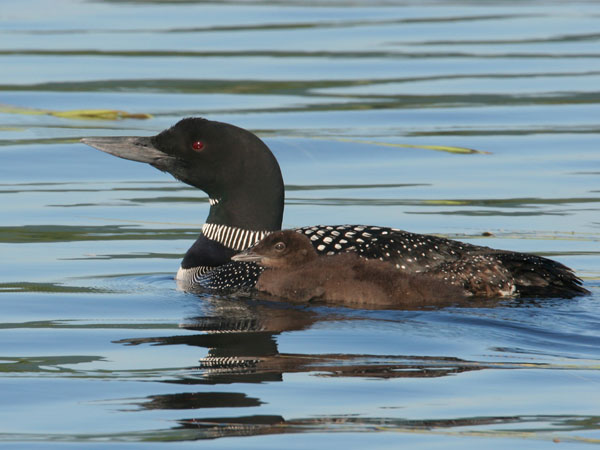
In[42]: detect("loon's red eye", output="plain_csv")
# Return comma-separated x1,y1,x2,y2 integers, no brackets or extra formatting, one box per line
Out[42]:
192,141,204,151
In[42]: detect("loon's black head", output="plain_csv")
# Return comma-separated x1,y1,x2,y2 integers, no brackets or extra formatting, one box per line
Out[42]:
82,117,284,230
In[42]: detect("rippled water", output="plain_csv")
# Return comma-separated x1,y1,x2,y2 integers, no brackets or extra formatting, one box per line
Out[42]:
1,0,599,447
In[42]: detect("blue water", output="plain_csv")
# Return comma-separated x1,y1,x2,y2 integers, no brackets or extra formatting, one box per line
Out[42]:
1,1,599,447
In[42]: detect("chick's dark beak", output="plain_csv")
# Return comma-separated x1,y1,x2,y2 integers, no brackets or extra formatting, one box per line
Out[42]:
231,249,263,263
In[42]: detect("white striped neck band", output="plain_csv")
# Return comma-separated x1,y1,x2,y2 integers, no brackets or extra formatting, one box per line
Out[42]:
202,223,271,251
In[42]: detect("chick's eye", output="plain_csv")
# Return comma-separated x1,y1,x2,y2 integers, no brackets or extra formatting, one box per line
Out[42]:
192,141,204,151
274,242,286,251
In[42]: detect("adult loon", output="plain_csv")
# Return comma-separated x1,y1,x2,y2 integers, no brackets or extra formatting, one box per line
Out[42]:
233,230,472,307
81,117,588,298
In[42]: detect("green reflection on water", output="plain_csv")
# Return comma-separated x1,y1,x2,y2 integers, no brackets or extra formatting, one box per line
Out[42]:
0,225,198,243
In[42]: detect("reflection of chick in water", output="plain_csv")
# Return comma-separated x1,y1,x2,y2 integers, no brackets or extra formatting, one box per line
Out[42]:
233,230,470,308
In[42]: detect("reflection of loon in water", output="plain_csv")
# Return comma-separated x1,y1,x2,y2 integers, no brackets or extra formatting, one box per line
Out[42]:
233,230,477,307
82,117,588,298
112,299,542,439
115,304,493,383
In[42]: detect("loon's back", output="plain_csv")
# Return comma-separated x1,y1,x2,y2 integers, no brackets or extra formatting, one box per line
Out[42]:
190,225,587,298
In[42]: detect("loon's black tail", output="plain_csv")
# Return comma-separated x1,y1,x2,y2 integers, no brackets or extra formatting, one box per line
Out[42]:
493,252,589,298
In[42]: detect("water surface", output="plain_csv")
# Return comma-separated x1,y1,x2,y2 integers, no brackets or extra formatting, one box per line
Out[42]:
1,0,599,447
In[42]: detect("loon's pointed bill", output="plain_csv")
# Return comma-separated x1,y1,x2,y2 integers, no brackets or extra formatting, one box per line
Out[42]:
81,136,168,164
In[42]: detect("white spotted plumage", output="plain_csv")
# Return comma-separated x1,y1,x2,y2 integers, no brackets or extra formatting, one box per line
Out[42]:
182,223,582,298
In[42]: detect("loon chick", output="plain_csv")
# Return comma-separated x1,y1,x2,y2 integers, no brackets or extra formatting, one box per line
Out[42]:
232,230,472,307
81,117,588,298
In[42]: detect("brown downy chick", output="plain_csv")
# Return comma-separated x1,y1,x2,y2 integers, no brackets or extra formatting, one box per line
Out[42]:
233,230,471,308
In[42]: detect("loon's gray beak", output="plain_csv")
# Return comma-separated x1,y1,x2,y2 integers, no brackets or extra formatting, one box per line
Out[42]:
81,136,168,164
231,250,263,263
